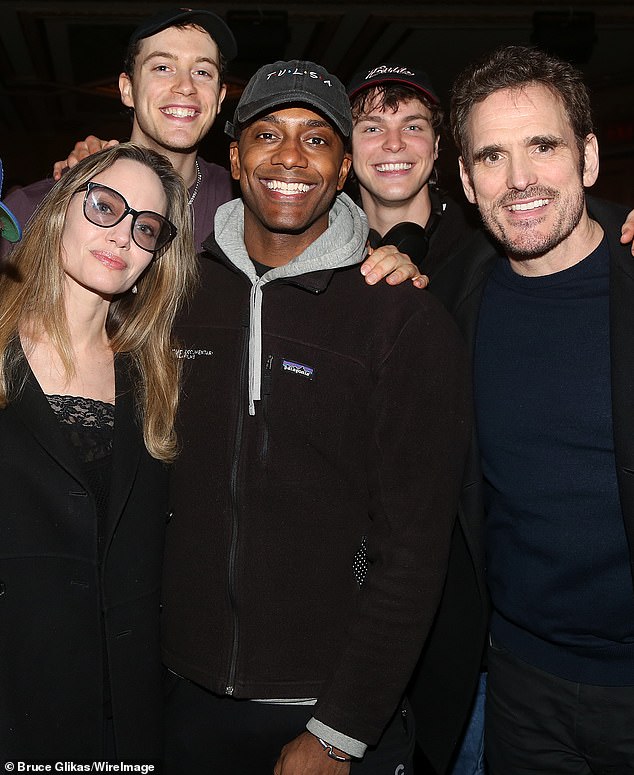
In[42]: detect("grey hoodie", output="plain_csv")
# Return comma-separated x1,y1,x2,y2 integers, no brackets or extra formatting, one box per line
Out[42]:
214,192,369,415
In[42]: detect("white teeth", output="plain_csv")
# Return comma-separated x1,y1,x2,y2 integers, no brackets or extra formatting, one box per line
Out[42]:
508,199,550,212
264,180,311,193
375,162,412,172
162,107,196,118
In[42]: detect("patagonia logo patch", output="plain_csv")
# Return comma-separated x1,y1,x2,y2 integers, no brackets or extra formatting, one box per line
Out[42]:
282,360,314,380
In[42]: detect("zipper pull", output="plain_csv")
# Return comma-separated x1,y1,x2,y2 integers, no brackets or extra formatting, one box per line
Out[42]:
262,354,274,396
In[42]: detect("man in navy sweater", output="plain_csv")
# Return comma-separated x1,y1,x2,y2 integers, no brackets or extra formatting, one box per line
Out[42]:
438,44,634,774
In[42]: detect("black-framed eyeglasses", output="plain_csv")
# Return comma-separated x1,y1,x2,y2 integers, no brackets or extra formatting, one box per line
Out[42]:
76,181,177,254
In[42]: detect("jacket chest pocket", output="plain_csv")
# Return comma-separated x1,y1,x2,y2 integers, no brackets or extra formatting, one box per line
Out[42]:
258,351,368,469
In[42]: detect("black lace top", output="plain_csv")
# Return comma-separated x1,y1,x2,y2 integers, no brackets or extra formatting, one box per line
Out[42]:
46,394,114,560
46,393,115,714
46,394,114,461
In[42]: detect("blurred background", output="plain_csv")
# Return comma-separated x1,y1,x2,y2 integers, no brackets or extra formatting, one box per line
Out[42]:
1,0,633,205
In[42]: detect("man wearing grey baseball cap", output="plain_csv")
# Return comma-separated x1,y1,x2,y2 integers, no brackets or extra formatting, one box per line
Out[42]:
161,59,470,775
226,60,353,140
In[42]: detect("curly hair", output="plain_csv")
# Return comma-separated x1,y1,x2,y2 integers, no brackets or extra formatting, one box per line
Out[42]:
350,83,444,135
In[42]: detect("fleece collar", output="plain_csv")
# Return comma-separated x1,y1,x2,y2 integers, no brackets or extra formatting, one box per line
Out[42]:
206,193,369,415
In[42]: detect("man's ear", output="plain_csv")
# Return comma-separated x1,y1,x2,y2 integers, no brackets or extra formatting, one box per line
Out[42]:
229,141,241,182
582,133,600,188
119,73,134,109
337,153,353,191
434,134,440,161
459,157,477,205
218,83,227,111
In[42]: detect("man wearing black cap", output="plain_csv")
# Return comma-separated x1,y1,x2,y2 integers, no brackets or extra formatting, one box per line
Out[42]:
117,7,237,249
161,59,471,775
347,65,489,775
2,7,236,253
347,64,479,281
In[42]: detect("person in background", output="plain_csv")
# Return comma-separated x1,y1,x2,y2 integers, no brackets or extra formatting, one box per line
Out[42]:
348,64,479,278
3,7,237,254
0,143,196,763
347,63,488,775
0,159,22,245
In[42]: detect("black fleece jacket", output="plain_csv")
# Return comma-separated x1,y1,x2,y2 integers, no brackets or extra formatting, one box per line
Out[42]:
161,233,471,746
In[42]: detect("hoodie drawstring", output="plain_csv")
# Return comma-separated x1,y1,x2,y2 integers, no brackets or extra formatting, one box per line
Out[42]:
248,281,264,416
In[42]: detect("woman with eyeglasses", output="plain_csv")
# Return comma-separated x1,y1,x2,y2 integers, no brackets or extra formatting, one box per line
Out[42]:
0,143,196,762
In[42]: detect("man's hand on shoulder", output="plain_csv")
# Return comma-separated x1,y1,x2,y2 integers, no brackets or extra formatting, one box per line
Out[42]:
53,136,120,181
273,731,351,775
620,207,634,256
360,244,429,289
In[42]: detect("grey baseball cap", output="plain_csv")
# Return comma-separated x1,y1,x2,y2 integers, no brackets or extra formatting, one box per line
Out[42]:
227,60,352,139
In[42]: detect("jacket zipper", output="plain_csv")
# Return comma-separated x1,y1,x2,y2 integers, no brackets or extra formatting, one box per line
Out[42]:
259,355,273,461
225,322,250,696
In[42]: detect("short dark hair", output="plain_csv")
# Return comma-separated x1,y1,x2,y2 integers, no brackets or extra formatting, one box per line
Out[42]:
451,45,593,170
123,22,228,83
350,84,444,135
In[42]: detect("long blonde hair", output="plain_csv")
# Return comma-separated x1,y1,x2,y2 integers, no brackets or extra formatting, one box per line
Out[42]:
0,143,197,462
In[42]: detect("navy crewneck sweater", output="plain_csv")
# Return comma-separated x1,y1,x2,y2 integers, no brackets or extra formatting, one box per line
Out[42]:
475,238,634,685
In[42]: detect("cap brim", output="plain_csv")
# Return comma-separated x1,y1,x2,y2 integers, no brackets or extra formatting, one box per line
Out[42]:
348,78,439,105
0,203,22,243
237,94,351,138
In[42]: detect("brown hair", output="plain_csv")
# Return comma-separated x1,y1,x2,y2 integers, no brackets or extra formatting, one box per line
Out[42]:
0,143,197,462
451,45,593,170
350,84,444,134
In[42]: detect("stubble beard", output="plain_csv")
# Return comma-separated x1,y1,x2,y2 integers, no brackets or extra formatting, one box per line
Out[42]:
482,184,585,262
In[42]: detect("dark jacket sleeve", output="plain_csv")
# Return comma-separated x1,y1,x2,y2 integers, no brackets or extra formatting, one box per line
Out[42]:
312,296,472,744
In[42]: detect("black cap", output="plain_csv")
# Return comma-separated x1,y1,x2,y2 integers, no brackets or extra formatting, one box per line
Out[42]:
227,60,352,139
347,63,439,105
128,7,237,62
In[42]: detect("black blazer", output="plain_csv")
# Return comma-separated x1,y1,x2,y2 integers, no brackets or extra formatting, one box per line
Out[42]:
409,197,634,774
0,355,169,761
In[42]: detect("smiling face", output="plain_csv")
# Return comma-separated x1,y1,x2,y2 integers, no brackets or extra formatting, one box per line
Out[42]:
119,24,226,155
61,158,167,300
352,94,439,213
459,84,599,274
229,107,351,265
